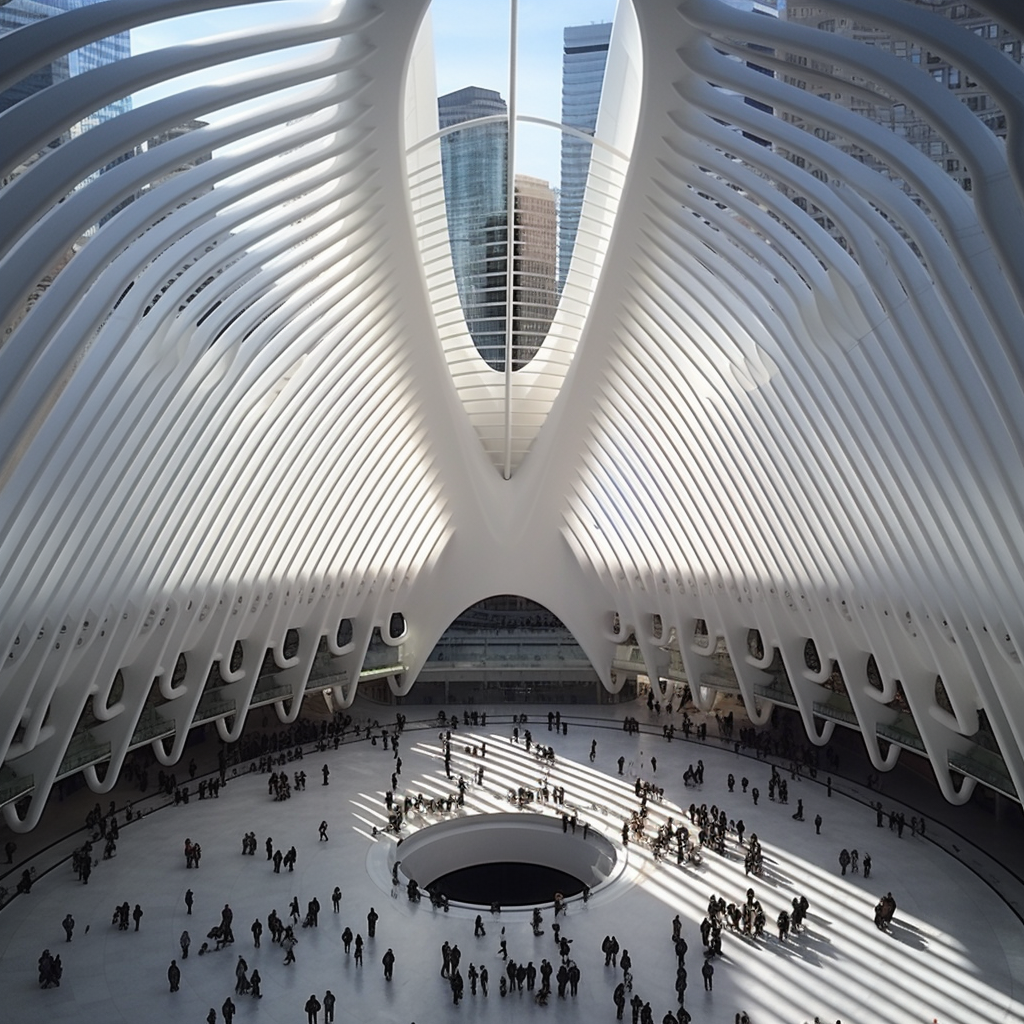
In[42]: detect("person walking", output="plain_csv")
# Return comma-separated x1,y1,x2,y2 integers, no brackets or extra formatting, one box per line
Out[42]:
62,914,75,942
305,993,322,1024
382,947,395,981
814,813,822,834
282,929,297,965
168,959,181,992
319,821,329,841
180,929,191,959
367,907,378,937
250,969,262,998
132,904,143,931
184,889,194,915
701,958,714,991
323,990,336,1022
839,848,851,876
222,996,236,1024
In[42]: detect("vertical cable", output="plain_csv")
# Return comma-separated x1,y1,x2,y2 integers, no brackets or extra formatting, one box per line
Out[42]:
502,0,519,479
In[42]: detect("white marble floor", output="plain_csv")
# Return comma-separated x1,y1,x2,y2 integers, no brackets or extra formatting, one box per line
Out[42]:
0,705,1022,1024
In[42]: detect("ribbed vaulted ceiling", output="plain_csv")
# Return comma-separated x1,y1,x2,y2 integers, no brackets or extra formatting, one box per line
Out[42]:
1,0,1023,829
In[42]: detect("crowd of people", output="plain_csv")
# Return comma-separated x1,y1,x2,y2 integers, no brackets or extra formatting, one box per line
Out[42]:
8,690,937,1023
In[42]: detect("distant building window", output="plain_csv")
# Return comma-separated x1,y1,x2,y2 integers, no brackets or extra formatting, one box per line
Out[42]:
948,68,960,87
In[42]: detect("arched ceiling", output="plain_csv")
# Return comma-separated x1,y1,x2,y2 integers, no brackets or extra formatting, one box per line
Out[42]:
1,0,1023,828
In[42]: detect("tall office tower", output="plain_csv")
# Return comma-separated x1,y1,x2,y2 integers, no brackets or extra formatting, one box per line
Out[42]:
559,22,612,293
0,3,70,125
473,175,558,372
1,1,133,202
782,1,1019,195
510,175,558,369
438,86,509,369
53,0,133,134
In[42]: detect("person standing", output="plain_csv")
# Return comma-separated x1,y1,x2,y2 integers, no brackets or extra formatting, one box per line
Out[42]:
185,889,194,915
222,996,236,1024
814,813,822,834
235,955,249,994
332,887,342,913
367,907,378,937
167,959,181,992
323,990,336,1022
354,934,363,965
250,969,262,998
132,904,143,931
382,947,395,981
252,918,263,947
480,964,489,995
322,765,330,786
62,914,74,942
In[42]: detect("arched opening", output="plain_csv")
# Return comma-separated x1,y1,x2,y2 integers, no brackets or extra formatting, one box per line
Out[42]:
411,595,604,705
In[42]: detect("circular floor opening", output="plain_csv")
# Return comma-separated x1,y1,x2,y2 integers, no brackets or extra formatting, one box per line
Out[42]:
394,812,617,908
430,861,584,905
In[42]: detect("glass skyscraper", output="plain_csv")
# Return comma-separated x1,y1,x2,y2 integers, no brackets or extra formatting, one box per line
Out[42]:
559,22,612,293
55,0,134,134
438,86,509,370
1,1,132,127
0,3,70,123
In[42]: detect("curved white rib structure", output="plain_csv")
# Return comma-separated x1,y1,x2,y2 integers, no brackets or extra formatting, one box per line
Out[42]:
1,0,1023,828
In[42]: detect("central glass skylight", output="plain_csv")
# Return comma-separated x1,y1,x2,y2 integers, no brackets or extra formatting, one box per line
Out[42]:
407,0,635,477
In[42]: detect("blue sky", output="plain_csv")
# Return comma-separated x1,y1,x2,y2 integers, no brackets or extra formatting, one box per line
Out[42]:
131,0,618,187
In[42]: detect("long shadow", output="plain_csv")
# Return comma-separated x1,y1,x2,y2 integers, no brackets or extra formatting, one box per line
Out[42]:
886,920,929,951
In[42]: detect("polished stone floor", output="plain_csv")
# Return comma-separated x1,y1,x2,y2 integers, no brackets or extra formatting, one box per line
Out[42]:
1,701,1022,1024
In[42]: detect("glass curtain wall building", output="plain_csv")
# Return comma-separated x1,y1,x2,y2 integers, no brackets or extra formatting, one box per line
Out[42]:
438,85,509,369
558,22,612,293
0,2,69,125
55,0,133,133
